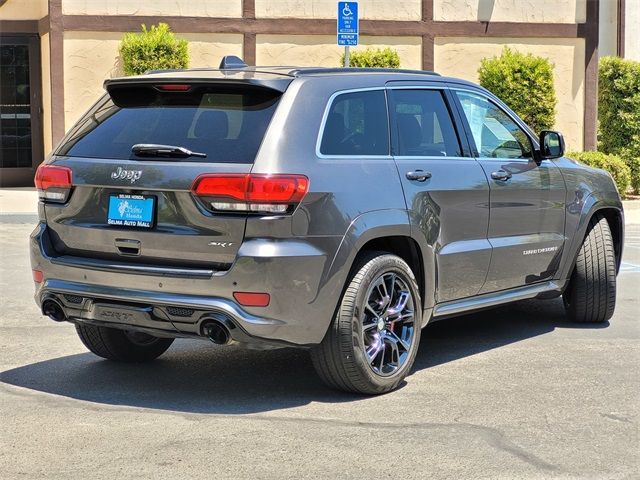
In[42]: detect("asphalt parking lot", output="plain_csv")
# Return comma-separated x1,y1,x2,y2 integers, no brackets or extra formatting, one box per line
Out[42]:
1,199,638,479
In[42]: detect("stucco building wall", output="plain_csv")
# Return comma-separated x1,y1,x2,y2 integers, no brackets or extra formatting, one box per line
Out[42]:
61,0,242,17
625,0,640,61
255,0,421,20
433,0,586,23
256,34,422,68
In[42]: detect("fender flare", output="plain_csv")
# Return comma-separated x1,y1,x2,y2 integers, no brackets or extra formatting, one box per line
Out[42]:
324,208,435,318
558,191,624,282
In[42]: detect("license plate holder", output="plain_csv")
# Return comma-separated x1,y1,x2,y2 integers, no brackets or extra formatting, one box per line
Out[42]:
107,194,155,228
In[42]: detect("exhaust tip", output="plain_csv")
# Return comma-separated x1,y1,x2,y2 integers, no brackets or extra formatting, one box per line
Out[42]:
42,298,67,322
202,320,230,345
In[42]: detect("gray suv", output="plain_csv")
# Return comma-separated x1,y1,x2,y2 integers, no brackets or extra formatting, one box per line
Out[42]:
30,57,624,394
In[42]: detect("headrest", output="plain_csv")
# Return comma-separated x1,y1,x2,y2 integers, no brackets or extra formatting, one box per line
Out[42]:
397,114,421,149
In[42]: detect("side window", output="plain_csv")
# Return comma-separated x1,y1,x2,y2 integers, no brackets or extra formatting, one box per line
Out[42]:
389,89,462,157
455,91,532,159
320,90,389,156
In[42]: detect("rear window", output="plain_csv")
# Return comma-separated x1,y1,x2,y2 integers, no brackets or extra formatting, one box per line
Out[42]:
57,85,281,163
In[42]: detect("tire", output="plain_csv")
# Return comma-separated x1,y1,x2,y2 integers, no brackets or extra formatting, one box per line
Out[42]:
563,214,617,323
311,252,422,394
75,324,174,362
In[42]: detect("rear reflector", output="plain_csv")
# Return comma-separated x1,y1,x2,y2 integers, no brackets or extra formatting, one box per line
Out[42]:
155,84,192,91
192,174,309,214
34,165,73,202
233,292,271,307
32,269,44,283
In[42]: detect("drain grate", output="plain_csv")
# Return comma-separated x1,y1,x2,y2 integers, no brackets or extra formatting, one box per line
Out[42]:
166,306,195,317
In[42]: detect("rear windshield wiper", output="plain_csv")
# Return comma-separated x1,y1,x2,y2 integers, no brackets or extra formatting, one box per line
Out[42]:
132,143,207,159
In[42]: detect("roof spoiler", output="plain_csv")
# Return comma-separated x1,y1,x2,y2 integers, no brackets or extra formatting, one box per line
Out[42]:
219,55,248,70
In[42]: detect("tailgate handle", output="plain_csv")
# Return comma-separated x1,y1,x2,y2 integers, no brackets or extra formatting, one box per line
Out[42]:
115,238,141,256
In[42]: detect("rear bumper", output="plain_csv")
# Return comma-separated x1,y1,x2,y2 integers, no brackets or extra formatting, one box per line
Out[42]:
30,223,343,346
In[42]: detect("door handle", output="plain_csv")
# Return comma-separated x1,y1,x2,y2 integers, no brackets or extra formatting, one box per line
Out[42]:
491,170,512,181
406,170,432,182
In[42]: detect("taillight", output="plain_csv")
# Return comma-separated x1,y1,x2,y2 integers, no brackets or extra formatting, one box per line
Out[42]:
34,165,73,203
192,174,309,214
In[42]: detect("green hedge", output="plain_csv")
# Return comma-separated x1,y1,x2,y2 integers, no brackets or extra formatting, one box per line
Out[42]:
567,151,631,198
478,47,556,134
598,56,640,193
119,23,188,76
340,47,400,68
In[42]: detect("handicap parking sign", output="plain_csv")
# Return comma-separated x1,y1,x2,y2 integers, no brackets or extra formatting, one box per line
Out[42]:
337,2,359,46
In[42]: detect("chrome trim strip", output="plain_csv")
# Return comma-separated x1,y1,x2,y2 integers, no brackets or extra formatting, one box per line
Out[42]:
432,281,560,318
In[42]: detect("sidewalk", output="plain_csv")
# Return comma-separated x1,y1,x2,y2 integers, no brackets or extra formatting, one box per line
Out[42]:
0,188,39,223
0,188,39,215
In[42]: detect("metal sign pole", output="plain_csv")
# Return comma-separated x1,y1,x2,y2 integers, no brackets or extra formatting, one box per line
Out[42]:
338,2,358,67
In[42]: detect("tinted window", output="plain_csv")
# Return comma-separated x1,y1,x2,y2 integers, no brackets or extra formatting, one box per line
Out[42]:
455,91,532,159
57,86,281,163
390,89,462,157
320,90,389,156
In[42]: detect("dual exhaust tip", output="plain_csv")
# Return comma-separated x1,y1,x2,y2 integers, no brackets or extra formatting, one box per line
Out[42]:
42,298,67,322
43,296,233,345
201,319,232,345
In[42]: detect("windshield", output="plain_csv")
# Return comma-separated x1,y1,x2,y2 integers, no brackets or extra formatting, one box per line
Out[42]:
57,85,281,163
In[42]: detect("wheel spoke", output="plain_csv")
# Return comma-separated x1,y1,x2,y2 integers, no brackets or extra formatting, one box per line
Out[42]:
395,310,414,323
383,333,400,368
386,329,411,352
363,321,377,332
366,334,383,362
386,291,410,317
365,303,383,318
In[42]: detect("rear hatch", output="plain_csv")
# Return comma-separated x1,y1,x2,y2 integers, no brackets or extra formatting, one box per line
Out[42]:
42,79,287,271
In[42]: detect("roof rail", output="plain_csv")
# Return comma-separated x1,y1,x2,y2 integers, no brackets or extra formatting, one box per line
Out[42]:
289,67,440,77
144,68,186,75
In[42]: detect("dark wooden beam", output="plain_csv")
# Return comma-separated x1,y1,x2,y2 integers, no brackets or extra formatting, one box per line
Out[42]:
0,20,39,34
60,15,587,39
583,0,599,151
49,0,65,145
617,0,625,57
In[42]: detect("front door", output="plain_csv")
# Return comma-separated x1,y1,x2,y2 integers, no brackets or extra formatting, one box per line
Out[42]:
388,86,491,304
0,35,43,187
452,89,566,293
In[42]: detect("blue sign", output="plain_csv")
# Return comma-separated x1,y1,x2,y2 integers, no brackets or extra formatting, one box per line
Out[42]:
337,2,358,46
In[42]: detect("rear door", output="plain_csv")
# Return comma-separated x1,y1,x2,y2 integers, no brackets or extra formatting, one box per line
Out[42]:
388,85,491,303
45,82,283,270
451,88,566,292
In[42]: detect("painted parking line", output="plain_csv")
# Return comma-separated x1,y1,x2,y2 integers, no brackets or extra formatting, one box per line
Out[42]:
620,262,640,273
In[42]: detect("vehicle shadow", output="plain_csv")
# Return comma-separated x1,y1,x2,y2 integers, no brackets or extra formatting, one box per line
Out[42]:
0,298,607,414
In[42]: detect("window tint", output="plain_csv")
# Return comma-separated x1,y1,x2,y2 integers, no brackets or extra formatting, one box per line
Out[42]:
320,90,389,156
57,86,281,163
390,89,462,157
455,91,532,159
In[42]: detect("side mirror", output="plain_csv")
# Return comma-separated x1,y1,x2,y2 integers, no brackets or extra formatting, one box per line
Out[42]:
539,130,565,159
